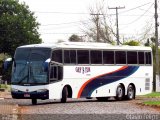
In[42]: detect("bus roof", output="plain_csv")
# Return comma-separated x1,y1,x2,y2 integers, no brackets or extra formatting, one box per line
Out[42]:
18,42,152,51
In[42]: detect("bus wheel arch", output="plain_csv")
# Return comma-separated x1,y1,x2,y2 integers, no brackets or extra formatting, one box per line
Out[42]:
116,83,125,101
127,83,136,100
61,85,72,103
65,85,72,98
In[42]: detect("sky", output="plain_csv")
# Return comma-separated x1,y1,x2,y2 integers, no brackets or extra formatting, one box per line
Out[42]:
18,0,159,44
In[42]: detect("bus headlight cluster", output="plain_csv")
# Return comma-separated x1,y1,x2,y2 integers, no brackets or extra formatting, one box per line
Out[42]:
11,88,19,92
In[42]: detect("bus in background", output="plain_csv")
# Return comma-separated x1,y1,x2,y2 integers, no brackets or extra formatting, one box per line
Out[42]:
4,42,153,105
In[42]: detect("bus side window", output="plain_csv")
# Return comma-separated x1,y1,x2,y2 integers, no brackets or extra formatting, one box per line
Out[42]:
77,50,89,64
115,51,126,64
138,52,145,64
90,50,102,64
145,52,151,65
64,50,76,64
52,50,62,63
103,51,114,64
127,51,138,65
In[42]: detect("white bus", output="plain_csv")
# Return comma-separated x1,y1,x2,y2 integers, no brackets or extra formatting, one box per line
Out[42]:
5,42,153,105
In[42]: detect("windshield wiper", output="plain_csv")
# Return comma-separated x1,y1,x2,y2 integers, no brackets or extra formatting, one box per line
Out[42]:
18,74,29,84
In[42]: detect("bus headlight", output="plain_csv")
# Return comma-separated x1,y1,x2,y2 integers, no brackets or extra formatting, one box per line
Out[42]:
36,89,48,92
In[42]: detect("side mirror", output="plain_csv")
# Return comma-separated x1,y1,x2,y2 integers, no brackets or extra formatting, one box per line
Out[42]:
3,58,13,71
44,58,51,72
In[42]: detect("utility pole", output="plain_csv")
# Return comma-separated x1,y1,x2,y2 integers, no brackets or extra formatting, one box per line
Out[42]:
109,6,125,45
90,13,103,42
155,0,159,91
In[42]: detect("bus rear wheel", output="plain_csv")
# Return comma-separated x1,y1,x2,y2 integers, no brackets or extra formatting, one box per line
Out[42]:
32,99,37,105
127,85,135,100
116,84,125,101
61,86,68,103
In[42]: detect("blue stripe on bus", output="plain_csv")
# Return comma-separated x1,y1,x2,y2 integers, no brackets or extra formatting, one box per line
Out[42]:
79,66,139,97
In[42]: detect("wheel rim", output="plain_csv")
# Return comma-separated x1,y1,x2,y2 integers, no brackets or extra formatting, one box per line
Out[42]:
117,87,123,98
128,87,134,99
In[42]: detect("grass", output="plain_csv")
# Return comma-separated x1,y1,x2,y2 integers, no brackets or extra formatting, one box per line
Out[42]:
0,84,11,91
144,92,160,97
143,101,160,106
141,92,160,106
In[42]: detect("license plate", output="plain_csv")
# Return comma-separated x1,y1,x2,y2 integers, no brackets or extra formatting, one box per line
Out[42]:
24,94,30,97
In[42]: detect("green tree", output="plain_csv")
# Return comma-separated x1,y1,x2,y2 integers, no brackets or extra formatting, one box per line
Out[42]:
140,36,160,91
151,44,160,91
123,40,140,46
0,0,42,57
144,38,150,46
69,34,82,42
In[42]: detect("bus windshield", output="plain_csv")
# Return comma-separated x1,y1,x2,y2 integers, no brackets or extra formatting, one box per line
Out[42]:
12,48,51,85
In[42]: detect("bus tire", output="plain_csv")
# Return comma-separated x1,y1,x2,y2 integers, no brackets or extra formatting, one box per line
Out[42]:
32,99,37,105
61,86,68,103
116,84,125,101
127,84,135,100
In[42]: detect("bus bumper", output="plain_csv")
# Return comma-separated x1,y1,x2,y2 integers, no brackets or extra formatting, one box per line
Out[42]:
11,90,49,99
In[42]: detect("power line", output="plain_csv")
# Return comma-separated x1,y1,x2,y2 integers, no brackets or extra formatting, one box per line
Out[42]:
90,13,103,42
40,32,84,35
120,3,154,25
108,6,125,45
39,23,82,30
41,21,81,26
31,2,152,16
120,33,154,35
114,14,153,17
40,20,88,26
34,11,89,15
39,26,79,31
119,16,154,31
138,8,154,14
119,2,152,14
40,13,154,27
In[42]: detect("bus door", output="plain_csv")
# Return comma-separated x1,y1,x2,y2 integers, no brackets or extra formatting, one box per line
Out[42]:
49,62,63,82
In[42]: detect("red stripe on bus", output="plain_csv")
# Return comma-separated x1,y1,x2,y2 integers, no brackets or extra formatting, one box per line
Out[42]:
77,66,128,98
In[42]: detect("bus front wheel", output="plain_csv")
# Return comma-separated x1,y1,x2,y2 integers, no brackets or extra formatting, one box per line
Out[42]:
116,84,125,101
61,86,68,103
32,99,37,105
